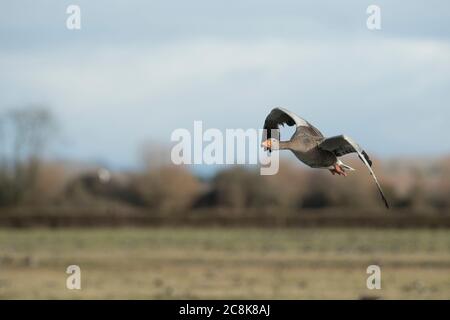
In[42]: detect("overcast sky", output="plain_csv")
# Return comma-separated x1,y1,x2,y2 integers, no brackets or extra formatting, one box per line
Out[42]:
1,1,449,169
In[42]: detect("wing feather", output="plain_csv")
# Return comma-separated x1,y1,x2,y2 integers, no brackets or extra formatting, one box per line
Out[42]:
262,107,323,142
319,135,389,209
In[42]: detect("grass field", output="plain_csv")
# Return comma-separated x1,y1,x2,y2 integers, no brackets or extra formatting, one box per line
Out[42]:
0,227,449,299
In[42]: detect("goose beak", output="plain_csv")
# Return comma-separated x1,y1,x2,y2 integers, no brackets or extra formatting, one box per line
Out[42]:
261,139,272,151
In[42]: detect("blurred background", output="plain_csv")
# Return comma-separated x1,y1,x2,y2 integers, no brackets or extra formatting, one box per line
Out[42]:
0,1,449,299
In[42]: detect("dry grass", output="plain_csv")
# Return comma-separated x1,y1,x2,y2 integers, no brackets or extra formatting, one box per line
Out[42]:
0,228,449,299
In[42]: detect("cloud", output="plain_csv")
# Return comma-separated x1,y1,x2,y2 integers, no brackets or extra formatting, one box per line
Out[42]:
3,36,449,107
0,15,450,168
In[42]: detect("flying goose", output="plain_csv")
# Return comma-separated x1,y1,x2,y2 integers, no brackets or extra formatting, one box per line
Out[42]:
261,107,389,208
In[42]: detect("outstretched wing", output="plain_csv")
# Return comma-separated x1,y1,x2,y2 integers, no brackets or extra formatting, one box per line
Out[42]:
318,135,389,209
262,107,323,142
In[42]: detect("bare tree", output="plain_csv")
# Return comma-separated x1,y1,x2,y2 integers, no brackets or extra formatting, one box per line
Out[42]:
0,106,58,204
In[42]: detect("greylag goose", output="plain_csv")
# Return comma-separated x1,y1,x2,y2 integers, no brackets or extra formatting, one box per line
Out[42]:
261,107,389,208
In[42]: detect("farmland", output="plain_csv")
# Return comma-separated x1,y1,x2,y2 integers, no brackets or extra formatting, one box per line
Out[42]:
1,227,449,299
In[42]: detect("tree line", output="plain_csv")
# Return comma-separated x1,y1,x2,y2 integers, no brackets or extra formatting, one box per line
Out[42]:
1,107,449,213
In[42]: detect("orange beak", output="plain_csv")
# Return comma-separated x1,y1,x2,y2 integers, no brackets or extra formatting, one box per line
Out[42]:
261,139,272,151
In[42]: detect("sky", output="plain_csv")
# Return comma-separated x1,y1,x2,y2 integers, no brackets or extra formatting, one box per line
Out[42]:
1,1,449,170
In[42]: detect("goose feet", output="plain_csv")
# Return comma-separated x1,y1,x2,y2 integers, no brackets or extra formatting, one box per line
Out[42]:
329,164,347,177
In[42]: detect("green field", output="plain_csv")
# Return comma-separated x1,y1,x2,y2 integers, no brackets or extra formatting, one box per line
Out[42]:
0,228,449,299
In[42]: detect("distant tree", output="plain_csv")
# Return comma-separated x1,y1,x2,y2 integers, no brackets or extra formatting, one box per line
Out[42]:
206,167,278,209
132,142,201,212
427,157,450,209
132,165,201,212
0,106,58,205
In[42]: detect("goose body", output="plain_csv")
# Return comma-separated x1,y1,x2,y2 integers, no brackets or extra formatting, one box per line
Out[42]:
261,107,389,208
289,134,336,168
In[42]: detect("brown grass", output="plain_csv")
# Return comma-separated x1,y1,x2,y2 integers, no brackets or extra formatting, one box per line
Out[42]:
0,227,449,299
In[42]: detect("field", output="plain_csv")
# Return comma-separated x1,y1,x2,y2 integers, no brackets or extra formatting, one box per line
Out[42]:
0,227,450,299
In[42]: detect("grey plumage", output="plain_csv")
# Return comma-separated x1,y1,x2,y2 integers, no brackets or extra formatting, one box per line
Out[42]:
262,107,389,209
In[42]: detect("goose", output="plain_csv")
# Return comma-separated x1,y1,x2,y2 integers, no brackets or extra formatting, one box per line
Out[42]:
261,107,389,208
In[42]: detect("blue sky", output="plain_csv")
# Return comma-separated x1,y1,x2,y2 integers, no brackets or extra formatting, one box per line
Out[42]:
1,1,449,169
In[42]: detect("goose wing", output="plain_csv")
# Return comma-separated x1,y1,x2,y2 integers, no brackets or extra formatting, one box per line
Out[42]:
318,135,389,209
262,107,323,142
